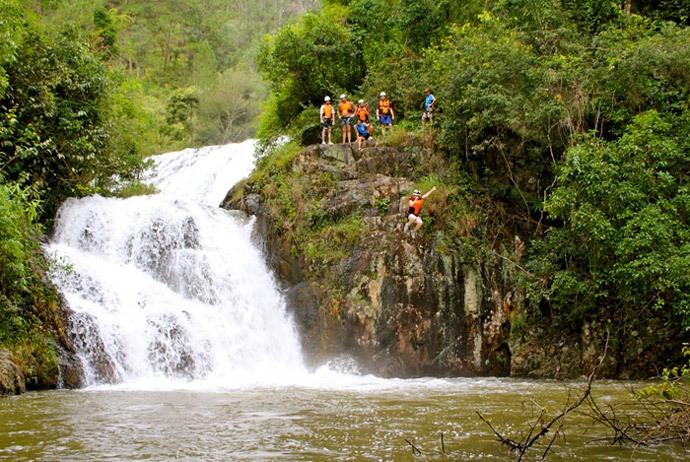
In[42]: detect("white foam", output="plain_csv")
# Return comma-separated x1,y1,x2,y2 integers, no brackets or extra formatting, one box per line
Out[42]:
47,141,308,387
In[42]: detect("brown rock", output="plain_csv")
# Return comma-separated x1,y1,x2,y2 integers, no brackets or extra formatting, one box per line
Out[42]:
0,350,26,395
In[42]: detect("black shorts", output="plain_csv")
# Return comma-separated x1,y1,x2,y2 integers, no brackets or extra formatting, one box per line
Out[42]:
321,117,333,128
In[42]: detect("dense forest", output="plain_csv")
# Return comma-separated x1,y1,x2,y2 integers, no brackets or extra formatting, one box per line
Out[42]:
2,0,690,388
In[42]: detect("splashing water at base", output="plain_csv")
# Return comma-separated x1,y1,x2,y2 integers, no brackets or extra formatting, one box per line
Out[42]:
46,140,308,388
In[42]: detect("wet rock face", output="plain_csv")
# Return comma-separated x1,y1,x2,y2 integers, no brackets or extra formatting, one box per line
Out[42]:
226,140,516,377
336,238,514,377
0,350,26,395
49,296,107,389
64,311,117,384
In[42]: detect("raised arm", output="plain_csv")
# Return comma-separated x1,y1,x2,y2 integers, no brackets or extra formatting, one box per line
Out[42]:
422,186,436,199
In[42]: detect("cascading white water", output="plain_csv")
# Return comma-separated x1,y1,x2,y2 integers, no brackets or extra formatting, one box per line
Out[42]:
46,140,307,388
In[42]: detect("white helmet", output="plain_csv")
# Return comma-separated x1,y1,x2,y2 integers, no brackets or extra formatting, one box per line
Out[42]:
380,92,386,97
358,99,364,104
324,96,331,101
413,189,421,196
340,93,346,99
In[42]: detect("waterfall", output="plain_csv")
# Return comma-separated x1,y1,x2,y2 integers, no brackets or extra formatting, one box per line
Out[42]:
46,140,307,388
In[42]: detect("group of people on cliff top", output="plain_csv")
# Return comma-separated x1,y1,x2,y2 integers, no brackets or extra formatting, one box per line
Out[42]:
319,89,436,149
319,90,438,239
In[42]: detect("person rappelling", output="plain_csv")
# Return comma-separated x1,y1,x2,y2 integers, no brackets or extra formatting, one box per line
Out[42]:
403,187,436,238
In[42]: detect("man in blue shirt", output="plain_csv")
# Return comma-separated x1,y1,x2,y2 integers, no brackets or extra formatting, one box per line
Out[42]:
422,88,436,128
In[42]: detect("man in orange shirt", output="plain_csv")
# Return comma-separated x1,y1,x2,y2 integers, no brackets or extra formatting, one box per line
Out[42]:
320,96,335,144
338,94,355,144
356,99,370,122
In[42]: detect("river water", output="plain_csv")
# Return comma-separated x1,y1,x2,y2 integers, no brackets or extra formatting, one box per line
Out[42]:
1,379,687,461
6,141,684,461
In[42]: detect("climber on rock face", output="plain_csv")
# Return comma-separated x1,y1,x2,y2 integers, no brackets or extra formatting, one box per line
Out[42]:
403,186,436,238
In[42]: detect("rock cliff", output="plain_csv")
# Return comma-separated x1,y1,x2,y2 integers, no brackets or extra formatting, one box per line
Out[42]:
224,138,519,377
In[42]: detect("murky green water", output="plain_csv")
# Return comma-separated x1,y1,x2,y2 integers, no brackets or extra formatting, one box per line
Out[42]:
1,378,687,461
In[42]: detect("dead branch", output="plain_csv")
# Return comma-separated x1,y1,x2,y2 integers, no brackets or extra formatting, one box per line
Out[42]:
584,371,690,448
403,437,422,455
477,332,609,460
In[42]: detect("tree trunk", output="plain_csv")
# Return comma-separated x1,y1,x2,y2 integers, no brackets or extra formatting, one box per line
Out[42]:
163,31,171,74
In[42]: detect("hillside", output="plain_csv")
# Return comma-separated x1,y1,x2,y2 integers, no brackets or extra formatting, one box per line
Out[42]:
0,0,316,393
224,136,682,378
249,0,690,377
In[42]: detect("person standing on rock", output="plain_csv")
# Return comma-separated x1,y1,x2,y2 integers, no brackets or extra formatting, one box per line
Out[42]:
421,88,436,128
338,94,355,144
376,91,395,136
320,96,335,144
404,186,436,238
356,99,370,122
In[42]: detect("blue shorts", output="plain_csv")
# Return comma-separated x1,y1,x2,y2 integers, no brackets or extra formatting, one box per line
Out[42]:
340,116,353,126
379,114,392,125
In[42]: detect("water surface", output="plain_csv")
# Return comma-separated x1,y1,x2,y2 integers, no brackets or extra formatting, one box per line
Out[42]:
1,378,686,461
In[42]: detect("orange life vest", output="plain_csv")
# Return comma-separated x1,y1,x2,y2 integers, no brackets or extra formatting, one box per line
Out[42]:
339,101,354,116
357,105,369,121
379,99,391,115
408,197,423,215
322,103,334,118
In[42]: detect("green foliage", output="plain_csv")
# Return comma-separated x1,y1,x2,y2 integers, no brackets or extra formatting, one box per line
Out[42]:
373,196,391,217
302,215,364,262
93,6,118,57
256,0,690,343
163,87,199,145
632,0,690,26
0,182,42,310
194,67,267,145
247,138,368,265
591,19,690,132
258,4,365,128
31,0,315,147
252,140,303,181
561,0,621,32
10,331,60,389
0,0,24,98
637,344,690,401
258,0,483,140
99,75,159,182
528,111,690,328
0,180,61,386
0,19,152,218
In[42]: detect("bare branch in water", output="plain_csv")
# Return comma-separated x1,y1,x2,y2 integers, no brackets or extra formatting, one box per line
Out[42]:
477,333,609,460
403,437,422,455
